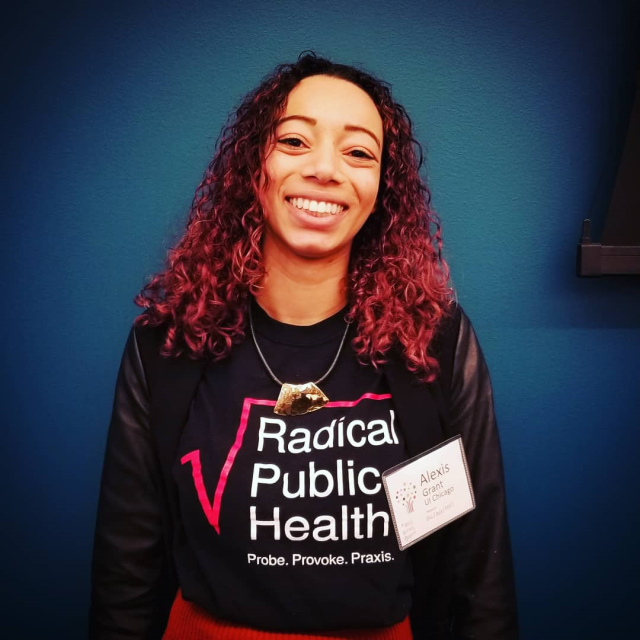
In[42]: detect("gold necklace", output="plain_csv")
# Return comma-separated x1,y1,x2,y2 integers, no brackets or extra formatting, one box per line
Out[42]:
249,304,350,417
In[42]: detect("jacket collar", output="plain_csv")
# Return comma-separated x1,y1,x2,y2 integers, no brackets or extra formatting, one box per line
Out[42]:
383,353,445,457
151,351,207,508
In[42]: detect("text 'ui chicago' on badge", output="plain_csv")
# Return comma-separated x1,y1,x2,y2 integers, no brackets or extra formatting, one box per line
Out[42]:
382,435,475,551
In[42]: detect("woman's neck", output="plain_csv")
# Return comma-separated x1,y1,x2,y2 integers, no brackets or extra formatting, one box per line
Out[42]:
257,250,348,326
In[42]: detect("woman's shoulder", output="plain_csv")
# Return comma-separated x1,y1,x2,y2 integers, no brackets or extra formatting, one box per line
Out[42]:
436,301,462,343
431,301,477,395
434,301,483,351
127,317,170,380
132,318,167,350
431,301,462,357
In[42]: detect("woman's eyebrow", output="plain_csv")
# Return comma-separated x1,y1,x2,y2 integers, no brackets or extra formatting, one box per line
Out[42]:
277,115,381,150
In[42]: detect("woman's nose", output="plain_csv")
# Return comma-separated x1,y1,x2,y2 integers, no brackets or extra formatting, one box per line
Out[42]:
303,144,343,184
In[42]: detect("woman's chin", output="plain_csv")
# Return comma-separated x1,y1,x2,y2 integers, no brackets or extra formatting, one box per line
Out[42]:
263,230,351,263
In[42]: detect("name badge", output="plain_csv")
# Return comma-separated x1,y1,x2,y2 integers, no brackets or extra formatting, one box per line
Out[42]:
382,435,475,550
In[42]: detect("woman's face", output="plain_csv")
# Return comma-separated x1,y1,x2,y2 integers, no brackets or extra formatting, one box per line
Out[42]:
259,75,383,264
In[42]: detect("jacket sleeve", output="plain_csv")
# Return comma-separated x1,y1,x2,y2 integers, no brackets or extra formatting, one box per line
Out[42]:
449,311,519,639
89,327,171,639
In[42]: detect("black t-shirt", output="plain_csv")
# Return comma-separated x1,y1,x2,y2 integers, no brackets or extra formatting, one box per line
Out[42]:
173,301,413,632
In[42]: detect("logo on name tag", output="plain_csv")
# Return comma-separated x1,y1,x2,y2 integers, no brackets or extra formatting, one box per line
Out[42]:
394,483,418,514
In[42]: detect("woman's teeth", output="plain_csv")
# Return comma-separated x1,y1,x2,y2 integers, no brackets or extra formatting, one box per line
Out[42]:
287,197,345,215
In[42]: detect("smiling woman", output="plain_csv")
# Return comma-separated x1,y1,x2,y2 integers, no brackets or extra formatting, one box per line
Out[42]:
90,53,518,639
260,76,382,266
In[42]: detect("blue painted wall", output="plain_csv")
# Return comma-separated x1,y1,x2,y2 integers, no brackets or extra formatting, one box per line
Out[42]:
4,1,639,637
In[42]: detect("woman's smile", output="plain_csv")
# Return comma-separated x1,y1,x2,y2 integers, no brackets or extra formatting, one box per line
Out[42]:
285,196,347,216
282,196,347,232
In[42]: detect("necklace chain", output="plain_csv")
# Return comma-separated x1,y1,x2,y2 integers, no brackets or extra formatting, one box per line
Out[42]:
248,303,350,387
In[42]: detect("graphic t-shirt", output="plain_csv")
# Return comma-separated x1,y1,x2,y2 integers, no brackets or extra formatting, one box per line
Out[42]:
173,302,412,632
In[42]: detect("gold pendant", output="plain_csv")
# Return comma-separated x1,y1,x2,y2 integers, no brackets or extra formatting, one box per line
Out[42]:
273,382,329,416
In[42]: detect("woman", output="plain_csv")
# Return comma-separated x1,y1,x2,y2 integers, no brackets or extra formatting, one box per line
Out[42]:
90,53,518,639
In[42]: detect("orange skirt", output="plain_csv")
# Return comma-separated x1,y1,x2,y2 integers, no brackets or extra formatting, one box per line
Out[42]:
163,590,413,640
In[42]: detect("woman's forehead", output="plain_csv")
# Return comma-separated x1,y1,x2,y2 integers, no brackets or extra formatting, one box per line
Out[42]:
281,75,383,141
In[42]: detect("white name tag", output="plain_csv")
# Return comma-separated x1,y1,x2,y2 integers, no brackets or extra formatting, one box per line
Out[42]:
382,435,475,550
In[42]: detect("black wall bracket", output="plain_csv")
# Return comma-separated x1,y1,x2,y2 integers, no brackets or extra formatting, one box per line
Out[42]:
577,219,640,276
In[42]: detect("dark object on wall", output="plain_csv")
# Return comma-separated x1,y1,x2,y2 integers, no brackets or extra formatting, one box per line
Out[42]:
577,220,640,276
577,58,640,276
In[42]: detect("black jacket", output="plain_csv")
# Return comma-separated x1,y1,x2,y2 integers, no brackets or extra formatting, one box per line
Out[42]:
90,306,518,639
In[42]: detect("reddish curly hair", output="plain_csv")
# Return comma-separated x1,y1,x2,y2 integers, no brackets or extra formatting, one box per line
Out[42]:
135,53,453,381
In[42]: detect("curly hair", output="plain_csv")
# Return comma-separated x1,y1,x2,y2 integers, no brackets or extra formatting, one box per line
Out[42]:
135,52,453,381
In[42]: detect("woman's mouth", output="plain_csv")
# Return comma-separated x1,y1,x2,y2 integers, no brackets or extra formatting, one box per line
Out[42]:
285,197,347,216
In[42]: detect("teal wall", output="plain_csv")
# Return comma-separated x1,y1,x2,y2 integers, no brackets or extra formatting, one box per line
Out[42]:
4,1,639,638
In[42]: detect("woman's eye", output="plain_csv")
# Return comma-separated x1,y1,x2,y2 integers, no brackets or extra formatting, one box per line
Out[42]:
349,149,375,160
278,137,305,148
